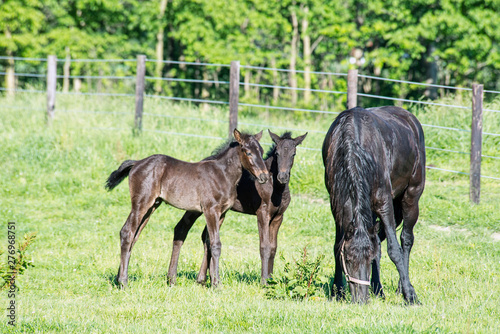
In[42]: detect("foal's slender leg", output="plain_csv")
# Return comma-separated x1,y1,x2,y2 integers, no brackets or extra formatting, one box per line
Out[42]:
167,211,202,285
204,209,225,287
196,226,210,285
376,196,418,304
197,215,227,285
117,199,159,288
267,214,284,279
256,206,272,284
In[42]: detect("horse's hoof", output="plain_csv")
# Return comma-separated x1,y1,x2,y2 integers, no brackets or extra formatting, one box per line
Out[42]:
196,277,207,286
404,292,420,305
118,281,128,290
167,276,176,286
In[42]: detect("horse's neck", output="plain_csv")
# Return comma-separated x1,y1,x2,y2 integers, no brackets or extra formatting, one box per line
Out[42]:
265,155,274,171
216,146,243,182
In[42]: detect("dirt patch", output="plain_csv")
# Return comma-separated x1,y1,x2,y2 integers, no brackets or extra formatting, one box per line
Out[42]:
492,233,500,242
429,225,451,232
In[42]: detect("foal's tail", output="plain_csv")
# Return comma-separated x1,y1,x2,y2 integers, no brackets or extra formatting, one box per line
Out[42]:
105,160,137,191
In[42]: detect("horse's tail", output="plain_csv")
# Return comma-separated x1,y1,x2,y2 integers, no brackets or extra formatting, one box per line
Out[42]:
105,160,137,191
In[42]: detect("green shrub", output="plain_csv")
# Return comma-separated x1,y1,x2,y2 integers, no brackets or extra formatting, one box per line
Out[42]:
265,246,328,300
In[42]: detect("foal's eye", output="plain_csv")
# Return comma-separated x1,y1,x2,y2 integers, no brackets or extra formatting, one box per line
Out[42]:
246,152,252,157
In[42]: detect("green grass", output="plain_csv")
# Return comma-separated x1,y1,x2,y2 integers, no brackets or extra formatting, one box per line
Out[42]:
0,93,499,333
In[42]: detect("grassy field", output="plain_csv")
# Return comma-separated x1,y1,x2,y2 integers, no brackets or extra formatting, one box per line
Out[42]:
1,93,499,333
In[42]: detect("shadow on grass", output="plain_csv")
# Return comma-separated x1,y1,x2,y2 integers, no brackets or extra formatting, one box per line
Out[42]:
105,271,141,289
223,270,261,285
102,268,261,288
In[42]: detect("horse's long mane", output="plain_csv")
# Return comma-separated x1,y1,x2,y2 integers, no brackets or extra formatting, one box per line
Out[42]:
329,112,377,258
265,131,292,158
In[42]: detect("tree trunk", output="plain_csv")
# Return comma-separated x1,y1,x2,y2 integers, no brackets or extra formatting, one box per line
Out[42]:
290,7,299,106
63,47,71,93
271,57,279,104
5,28,15,96
155,0,169,94
301,6,311,104
254,68,263,101
425,42,438,99
244,69,252,99
201,70,210,111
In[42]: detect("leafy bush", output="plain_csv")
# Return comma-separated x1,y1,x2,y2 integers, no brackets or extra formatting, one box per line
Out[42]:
0,232,37,290
265,246,328,300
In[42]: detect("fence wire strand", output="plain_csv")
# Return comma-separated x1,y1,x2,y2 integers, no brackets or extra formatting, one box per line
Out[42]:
2,56,500,181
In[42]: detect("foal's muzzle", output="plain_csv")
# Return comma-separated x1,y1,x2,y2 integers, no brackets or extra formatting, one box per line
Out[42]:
257,172,269,184
277,172,289,184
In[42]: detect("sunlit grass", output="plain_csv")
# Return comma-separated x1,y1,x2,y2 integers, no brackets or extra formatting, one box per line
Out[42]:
0,94,499,333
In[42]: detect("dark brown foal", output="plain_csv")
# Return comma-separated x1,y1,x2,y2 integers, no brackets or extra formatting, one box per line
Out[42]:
167,130,307,285
106,129,269,288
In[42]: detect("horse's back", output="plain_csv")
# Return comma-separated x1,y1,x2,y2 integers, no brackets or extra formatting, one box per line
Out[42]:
323,106,425,199
127,154,221,212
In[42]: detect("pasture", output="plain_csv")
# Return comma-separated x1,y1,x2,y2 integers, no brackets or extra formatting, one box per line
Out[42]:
1,93,499,333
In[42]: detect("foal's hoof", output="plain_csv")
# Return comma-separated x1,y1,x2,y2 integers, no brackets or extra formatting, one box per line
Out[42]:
118,281,128,290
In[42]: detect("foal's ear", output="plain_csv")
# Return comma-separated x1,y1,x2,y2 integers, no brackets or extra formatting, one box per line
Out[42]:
234,128,243,144
254,130,263,141
293,132,308,146
268,129,281,144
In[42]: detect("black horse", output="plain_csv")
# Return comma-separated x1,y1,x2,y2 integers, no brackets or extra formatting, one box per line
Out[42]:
322,106,425,304
106,129,269,288
167,130,307,285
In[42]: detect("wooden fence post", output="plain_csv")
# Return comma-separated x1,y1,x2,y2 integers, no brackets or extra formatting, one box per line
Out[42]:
62,47,71,93
470,83,483,204
134,55,146,134
229,60,240,137
46,55,57,125
347,69,358,110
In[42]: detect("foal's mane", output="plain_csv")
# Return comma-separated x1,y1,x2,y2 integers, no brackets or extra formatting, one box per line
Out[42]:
204,131,253,161
265,131,292,159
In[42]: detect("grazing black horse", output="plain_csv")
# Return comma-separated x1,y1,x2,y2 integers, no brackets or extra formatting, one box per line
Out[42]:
167,130,307,285
106,129,269,288
322,106,425,304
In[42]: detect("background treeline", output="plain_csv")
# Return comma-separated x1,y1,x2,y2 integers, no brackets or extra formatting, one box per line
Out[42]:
1,0,499,107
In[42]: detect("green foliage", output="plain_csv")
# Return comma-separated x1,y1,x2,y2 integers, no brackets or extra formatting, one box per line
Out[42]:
265,247,327,300
0,232,37,290
2,0,499,101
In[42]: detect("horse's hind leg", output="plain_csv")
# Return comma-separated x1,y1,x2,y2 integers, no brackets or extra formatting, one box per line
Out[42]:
117,197,160,288
398,191,421,300
167,211,202,285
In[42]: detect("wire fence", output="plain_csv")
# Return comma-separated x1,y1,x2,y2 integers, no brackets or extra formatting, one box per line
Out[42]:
1,55,500,186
